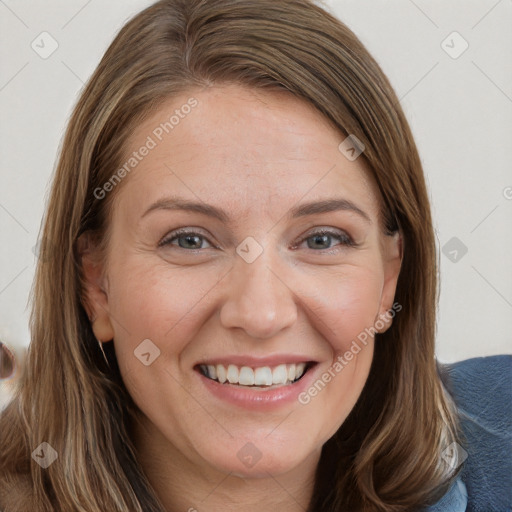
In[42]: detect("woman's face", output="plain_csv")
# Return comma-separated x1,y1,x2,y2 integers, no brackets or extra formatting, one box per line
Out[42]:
82,85,402,478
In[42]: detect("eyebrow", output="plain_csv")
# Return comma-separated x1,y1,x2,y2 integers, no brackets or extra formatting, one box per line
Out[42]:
141,196,372,224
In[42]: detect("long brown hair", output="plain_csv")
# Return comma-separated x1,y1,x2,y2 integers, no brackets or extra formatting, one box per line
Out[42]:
0,1,464,510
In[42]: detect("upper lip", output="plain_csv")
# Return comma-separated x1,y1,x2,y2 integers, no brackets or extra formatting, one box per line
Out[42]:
195,354,317,368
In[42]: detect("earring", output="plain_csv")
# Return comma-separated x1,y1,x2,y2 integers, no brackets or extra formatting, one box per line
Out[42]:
97,339,110,367
90,316,113,368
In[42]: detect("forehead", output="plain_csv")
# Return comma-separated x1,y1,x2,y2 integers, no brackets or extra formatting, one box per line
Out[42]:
113,85,382,224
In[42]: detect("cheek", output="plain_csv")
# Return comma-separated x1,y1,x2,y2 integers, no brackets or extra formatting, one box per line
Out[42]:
290,268,383,442
300,267,384,353
106,259,223,362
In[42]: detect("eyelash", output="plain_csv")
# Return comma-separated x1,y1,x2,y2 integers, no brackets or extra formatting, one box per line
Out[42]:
158,228,357,253
294,229,357,252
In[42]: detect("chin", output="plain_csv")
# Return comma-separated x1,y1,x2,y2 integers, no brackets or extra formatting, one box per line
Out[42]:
203,441,314,479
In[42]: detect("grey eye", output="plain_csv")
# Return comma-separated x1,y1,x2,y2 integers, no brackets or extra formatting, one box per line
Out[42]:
159,230,213,250
301,229,355,251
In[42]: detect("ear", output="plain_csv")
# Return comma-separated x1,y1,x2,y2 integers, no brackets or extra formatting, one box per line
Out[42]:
375,230,403,334
76,232,114,343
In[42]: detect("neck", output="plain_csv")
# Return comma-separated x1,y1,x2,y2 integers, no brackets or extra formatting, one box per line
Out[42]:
131,413,320,512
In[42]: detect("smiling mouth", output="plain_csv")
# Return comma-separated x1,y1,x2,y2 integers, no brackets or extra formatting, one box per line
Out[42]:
195,362,316,388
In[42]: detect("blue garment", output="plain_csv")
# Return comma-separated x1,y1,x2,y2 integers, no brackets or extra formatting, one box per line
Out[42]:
424,355,512,512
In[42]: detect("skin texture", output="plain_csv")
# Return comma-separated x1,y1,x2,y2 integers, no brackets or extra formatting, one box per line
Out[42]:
81,85,402,512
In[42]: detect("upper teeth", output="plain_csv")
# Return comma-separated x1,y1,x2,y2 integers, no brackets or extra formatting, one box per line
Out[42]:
199,363,307,386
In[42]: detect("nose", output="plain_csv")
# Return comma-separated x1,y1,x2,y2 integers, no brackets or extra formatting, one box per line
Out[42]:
219,250,298,339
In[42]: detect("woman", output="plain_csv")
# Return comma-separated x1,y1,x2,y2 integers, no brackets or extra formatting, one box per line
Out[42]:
0,1,509,511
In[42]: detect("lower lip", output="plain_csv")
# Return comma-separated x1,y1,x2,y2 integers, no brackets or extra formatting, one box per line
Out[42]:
196,364,319,411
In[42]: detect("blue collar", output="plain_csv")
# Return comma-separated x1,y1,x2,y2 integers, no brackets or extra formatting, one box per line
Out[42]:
423,476,467,512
